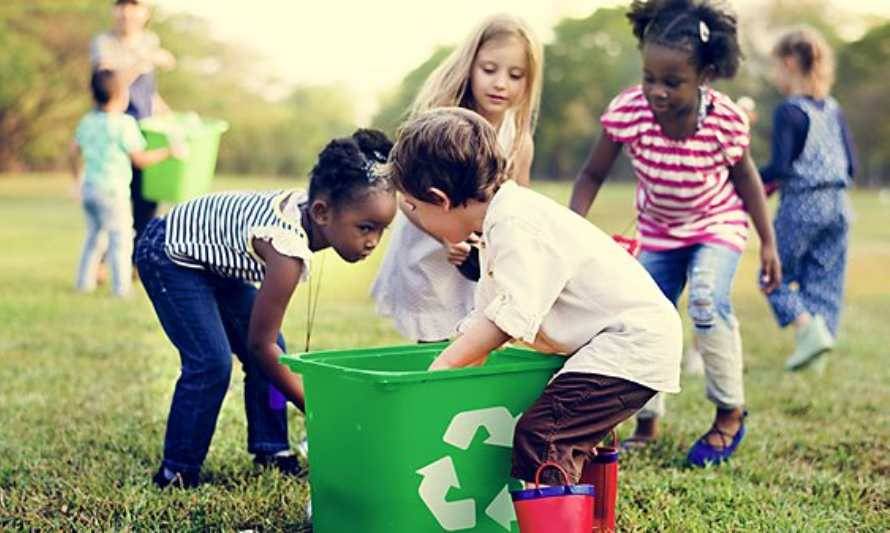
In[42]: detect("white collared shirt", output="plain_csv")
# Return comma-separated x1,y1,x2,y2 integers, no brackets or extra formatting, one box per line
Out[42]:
461,181,682,393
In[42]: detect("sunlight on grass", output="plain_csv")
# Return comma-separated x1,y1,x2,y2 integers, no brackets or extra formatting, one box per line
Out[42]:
1,174,887,531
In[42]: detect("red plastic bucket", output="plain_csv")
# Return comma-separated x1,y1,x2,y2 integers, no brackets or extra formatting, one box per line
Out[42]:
511,462,595,533
580,433,619,532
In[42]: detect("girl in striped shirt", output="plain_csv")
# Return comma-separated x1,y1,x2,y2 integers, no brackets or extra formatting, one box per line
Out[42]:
135,130,397,488
569,0,781,467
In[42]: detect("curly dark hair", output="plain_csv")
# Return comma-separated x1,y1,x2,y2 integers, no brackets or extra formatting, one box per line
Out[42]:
627,0,742,79
308,129,394,208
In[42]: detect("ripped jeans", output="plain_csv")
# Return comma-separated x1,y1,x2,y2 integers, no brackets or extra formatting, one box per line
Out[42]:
636,244,744,419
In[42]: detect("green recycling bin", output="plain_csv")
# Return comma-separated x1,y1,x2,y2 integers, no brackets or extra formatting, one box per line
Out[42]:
281,344,565,533
139,112,229,203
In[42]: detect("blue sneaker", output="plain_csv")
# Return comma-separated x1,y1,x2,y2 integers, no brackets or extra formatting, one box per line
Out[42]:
686,412,747,467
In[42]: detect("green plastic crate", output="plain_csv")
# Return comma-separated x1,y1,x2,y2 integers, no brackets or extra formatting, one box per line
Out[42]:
139,113,228,203
281,344,565,533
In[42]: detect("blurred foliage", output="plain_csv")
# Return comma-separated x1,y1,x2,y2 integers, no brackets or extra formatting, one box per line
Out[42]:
835,22,890,186
2,0,889,184
0,0,355,176
372,0,890,184
371,47,452,137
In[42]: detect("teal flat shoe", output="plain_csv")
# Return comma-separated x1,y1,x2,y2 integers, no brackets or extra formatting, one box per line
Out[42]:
785,315,834,371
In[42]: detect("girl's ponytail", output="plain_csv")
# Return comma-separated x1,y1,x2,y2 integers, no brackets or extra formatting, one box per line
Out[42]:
308,129,394,207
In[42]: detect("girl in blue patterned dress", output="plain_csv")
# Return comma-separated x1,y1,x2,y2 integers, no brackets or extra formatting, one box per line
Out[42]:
760,27,857,371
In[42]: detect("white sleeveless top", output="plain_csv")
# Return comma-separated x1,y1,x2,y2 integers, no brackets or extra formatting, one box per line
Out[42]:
370,117,517,341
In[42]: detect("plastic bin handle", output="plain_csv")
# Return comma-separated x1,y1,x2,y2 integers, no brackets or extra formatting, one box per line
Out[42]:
279,353,312,373
533,461,571,488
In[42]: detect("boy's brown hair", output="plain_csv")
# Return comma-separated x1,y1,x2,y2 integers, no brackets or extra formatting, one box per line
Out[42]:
384,107,506,207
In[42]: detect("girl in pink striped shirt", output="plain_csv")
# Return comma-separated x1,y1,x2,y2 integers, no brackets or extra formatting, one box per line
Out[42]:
569,0,781,467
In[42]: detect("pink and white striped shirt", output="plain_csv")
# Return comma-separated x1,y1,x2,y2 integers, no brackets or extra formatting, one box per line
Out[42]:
601,85,751,252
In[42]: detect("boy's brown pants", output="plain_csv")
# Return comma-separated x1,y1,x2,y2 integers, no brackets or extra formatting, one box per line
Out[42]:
511,372,656,485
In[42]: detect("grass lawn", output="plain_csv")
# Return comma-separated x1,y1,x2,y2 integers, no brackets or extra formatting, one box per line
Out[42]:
1,174,888,531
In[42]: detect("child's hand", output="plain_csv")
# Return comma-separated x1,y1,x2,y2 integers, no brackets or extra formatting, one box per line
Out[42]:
428,356,456,371
444,234,480,266
153,48,177,70
428,352,487,371
759,243,782,294
169,142,189,159
445,239,472,266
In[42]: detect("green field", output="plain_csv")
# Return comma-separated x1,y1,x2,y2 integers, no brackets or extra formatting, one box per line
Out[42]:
1,175,888,531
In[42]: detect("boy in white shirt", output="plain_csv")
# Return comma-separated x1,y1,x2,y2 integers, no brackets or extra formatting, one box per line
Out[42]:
383,107,682,484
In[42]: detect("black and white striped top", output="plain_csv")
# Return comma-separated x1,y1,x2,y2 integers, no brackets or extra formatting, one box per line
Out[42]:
164,189,312,283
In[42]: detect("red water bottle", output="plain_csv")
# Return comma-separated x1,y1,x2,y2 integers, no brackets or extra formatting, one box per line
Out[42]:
580,432,619,532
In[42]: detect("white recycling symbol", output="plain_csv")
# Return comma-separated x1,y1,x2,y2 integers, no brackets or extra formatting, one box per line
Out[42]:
416,407,521,531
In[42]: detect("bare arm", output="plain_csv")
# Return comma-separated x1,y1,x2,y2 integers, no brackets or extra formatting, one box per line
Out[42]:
152,92,172,115
512,132,534,187
153,47,176,70
729,149,782,294
68,142,82,181
248,238,306,410
429,317,511,370
568,135,622,216
129,145,181,169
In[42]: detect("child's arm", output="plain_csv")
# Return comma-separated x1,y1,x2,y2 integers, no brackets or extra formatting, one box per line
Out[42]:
129,144,185,169
512,132,535,187
569,135,622,216
68,141,81,181
729,149,782,293
67,142,83,198
429,317,511,370
152,92,172,115
248,238,306,410
759,103,804,197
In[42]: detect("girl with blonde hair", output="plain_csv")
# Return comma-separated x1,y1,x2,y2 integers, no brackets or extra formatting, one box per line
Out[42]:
760,26,857,371
372,13,543,342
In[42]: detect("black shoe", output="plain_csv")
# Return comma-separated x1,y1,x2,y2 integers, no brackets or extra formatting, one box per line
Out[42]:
152,466,199,489
254,451,308,478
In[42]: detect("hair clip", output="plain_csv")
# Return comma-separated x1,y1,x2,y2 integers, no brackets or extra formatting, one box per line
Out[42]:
699,20,711,43
372,150,385,162
365,161,384,183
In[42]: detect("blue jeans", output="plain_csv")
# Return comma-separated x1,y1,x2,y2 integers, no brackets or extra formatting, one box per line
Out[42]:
135,218,289,475
76,183,133,296
637,244,744,418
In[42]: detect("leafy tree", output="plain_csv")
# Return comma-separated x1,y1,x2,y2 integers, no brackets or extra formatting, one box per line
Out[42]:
371,47,452,137
0,1,104,169
0,1,356,176
535,7,641,179
835,22,890,186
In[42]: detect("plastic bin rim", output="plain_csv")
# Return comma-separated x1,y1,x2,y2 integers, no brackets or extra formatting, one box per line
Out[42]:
140,117,230,134
280,346,564,384
510,483,595,501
